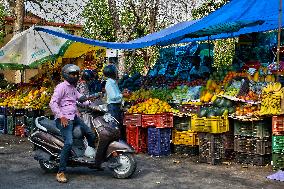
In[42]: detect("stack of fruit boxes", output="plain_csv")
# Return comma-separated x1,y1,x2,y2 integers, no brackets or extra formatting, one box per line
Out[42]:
141,113,173,156
271,116,284,170
234,119,272,166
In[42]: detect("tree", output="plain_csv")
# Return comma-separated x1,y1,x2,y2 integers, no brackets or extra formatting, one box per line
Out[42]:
82,0,201,75
191,0,232,70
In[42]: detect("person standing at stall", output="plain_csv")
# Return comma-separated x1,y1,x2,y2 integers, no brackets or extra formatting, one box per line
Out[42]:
103,64,129,140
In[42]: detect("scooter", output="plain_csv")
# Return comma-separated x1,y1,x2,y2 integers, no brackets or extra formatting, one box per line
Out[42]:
28,102,136,179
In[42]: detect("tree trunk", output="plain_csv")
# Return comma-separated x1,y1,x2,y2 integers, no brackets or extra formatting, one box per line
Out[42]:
13,0,25,35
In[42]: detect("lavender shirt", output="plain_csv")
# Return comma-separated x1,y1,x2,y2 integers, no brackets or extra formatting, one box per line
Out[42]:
49,80,82,120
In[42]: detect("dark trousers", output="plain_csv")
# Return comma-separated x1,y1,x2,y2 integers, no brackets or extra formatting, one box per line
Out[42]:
107,103,125,140
56,116,96,173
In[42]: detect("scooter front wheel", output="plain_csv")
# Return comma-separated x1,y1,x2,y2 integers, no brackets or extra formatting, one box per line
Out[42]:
109,153,136,179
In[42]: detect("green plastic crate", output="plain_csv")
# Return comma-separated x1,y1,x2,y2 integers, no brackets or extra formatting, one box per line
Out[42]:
272,153,284,170
272,136,284,153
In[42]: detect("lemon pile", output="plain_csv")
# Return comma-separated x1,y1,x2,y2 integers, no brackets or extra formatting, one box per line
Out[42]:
127,98,173,114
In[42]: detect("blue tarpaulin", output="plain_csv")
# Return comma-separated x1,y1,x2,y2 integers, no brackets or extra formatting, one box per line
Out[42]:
35,0,284,49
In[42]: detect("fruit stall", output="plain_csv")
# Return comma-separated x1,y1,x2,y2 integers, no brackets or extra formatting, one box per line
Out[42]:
0,47,106,137
119,41,284,171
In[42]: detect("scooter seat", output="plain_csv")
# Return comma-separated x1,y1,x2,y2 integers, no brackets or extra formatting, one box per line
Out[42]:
37,117,83,139
38,118,61,136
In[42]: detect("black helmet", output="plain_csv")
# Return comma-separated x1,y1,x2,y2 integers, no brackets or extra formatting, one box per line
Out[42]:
81,69,94,81
62,64,80,85
103,64,118,79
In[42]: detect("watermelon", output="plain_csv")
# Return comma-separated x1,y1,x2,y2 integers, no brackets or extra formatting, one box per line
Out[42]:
218,98,226,107
199,108,208,117
207,109,216,117
228,107,235,114
215,108,223,116
225,99,232,107
214,98,222,106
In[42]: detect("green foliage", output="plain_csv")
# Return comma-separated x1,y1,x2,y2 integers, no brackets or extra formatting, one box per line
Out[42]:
82,0,116,42
0,4,6,43
213,38,236,69
192,0,230,19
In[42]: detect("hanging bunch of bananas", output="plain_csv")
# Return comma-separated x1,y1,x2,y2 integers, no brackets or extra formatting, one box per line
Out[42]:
259,82,283,115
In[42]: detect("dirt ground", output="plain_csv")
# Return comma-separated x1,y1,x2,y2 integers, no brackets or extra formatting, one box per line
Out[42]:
0,134,284,189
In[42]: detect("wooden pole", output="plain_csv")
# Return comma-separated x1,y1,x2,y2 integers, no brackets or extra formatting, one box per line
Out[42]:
277,0,282,67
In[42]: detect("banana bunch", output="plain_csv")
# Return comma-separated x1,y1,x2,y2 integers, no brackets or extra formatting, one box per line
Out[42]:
259,88,283,115
262,82,282,93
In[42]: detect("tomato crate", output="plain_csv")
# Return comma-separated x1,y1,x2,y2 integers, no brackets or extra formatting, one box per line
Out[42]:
191,116,208,132
272,116,284,135
123,114,142,126
147,128,171,156
173,116,191,131
126,125,147,153
172,129,199,146
272,153,284,170
272,136,284,153
142,113,173,128
179,104,200,114
0,114,6,134
173,145,199,155
205,116,229,134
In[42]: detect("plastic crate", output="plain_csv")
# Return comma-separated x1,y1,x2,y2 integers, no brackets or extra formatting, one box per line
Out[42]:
272,136,284,153
173,145,199,155
14,109,25,116
235,153,271,166
172,129,199,146
147,128,171,156
222,132,234,150
272,116,284,135
198,133,224,165
0,106,7,115
6,116,14,135
14,124,25,137
0,114,6,134
126,125,147,153
25,109,41,118
14,116,25,125
234,120,253,137
234,120,271,138
173,116,191,131
142,113,173,128
191,116,208,132
234,136,255,154
254,138,272,155
206,116,229,134
179,104,200,114
272,153,284,170
123,114,142,126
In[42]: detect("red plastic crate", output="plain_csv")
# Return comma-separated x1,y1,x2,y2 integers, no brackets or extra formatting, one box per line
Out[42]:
142,113,173,128
272,116,284,135
126,125,147,153
15,125,25,137
123,114,142,126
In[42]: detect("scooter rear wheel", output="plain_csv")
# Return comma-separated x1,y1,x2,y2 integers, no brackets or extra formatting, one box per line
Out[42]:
110,153,136,179
39,160,59,173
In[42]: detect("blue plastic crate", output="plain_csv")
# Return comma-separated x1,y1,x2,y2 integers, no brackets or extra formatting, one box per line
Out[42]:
0,107,7,115
147,128,171,156
0,114,6,134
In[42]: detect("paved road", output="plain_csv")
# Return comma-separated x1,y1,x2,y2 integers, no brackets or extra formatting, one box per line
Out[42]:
0,135,284,189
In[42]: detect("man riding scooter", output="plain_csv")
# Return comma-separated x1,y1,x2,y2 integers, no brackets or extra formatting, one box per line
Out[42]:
49,64,100,183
